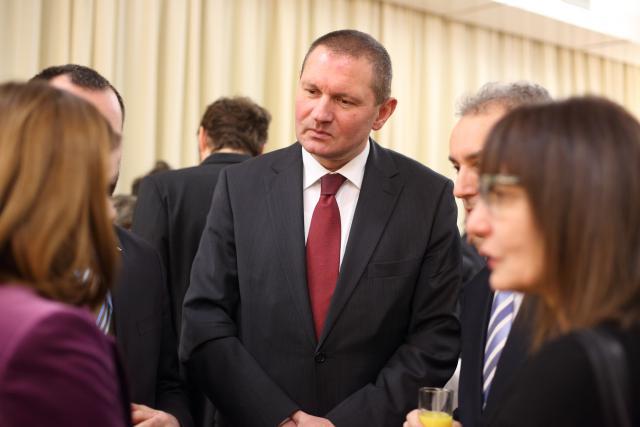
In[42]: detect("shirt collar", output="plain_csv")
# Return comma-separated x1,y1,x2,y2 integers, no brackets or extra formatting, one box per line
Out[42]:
302,139,370,190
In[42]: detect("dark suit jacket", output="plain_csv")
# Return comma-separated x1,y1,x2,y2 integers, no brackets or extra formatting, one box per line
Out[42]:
113,226,193,427
461,235,484,284
458,267,532,427
0,285,130,427
180,141,462,427
132,152,250,333
488,324,640,427
132,153,249,427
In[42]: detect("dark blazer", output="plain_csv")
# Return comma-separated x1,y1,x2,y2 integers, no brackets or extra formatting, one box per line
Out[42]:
0,285,130,427
113,226,193,427
489,323,640,426
180,141,462,427
132,152,250,333
458,267,532,427
461,236,484,284
132,153,249,427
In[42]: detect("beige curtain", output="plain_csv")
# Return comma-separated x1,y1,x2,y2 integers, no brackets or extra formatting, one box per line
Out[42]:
2,0,640,197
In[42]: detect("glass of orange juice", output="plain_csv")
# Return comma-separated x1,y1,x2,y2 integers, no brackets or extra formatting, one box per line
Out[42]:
418,387,453,427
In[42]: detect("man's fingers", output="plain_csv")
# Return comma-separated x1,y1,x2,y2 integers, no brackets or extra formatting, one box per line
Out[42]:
131,403,156,423
404,409,422,427
131,403,153,412
135,418,157,427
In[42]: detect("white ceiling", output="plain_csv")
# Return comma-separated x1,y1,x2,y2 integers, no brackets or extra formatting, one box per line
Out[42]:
388,0,640,66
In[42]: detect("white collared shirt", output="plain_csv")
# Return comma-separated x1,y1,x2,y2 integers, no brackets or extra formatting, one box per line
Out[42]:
302,140,370,266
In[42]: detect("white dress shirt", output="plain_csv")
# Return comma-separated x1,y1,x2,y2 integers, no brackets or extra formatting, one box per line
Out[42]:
302,140,370,266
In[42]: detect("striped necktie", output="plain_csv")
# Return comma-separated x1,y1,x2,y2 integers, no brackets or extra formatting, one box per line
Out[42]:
96,291,113,334
96,244,121,335
78,268,114,335
483,291,515,405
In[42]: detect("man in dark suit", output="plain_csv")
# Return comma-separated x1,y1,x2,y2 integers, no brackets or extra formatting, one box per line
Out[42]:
449,82,551,427
33,65,192,427
133,96,271,334
180,30,461,427
114,226,193,426
132,96,271,427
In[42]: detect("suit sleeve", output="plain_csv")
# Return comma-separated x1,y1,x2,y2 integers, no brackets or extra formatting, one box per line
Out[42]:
151,246,194,427
132,177,170,277
326,180,462,426
0,310,130,427
180,169,299,426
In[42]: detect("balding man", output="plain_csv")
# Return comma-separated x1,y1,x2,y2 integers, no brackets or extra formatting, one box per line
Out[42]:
33,65,193,427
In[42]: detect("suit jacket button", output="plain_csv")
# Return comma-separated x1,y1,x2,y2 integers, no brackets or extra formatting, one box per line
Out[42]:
314,352,326,363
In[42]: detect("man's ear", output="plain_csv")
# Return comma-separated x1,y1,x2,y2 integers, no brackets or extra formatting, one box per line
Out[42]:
372,97,397,131
198,127,208,161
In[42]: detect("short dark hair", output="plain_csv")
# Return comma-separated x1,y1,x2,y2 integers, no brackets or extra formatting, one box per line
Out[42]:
111,194,137,230
199,97,271,157
301,29,392,104
457,81,551,116
32,64,125,123
481,96,640,347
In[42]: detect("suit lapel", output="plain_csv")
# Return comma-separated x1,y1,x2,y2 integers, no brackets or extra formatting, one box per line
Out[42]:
318,141,403,347
264,144,316,346
460,267,493,419
111,226,127,339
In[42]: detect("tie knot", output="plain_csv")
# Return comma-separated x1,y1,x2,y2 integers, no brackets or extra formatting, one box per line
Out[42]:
493,291,514,305
320,173,346,195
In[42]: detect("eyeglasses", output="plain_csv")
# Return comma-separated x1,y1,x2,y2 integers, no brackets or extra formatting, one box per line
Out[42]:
479,174,520,196
479,174,522,215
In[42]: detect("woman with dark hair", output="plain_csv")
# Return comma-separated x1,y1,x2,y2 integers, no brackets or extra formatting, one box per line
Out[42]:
466,96,640,426
405,96,639,426
0,82,129,426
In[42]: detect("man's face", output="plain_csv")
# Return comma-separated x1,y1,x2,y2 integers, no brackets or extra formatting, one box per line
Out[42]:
48,74,124,212
106,149,120,221
295,46,396,171
449,107,506,218
107,145,122,196
49,74,123,135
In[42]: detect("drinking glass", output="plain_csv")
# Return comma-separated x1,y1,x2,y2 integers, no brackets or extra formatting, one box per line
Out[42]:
418,387,453,427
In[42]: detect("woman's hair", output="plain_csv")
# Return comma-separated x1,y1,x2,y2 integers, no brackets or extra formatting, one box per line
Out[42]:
0,81,120,309
481,96,640,347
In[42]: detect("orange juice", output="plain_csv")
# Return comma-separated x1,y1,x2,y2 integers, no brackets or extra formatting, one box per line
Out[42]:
418,410,453,427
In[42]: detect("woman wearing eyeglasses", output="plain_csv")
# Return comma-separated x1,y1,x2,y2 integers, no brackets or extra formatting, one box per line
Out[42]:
405,96,639,427
466,96,640,426
0,82,129,426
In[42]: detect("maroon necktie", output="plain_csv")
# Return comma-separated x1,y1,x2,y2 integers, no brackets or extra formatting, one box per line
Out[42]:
306,173,346,340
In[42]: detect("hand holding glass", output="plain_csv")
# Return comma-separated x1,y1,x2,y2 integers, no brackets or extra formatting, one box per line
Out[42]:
418,387,453,427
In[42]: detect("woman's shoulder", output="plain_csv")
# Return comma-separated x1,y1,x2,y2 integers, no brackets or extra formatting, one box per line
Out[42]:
0,284,96,330
491,324,640,427
489,331,601,426
0,285,127,426
524,331,596,386
0,284,107,367
525,324,640,390
546,324,640,377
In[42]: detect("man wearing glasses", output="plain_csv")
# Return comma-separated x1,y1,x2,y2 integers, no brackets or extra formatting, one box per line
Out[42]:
448,82,550,427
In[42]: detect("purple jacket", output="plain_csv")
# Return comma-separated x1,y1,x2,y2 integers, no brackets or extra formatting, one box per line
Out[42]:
0,285,130,426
